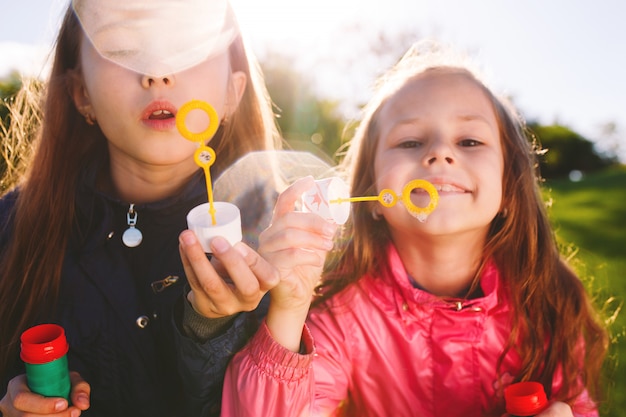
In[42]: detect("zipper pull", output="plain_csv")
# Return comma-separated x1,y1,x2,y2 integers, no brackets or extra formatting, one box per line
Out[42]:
122,204,143,247
151,275,180,293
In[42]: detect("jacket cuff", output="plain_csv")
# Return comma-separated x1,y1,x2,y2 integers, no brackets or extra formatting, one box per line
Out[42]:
247,320,315,382
180,285,239,343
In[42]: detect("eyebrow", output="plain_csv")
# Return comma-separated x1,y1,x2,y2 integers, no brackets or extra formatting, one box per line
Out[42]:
391,114,493,127
457,114,493,125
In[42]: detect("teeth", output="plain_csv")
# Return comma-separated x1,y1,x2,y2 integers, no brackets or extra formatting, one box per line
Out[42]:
434,184,463,192
152,110,172,116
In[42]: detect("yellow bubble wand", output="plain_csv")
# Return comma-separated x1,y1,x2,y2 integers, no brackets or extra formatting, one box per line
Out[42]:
330,179,439,222
176,100,220,225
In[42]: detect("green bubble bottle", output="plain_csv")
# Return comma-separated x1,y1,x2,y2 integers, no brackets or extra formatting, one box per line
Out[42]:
20,323,71,399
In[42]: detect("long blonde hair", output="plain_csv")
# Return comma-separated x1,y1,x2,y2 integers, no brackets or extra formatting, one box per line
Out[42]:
316,40,607,407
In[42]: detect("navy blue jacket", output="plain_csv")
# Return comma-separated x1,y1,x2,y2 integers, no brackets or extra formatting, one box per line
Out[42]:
0,164,274,417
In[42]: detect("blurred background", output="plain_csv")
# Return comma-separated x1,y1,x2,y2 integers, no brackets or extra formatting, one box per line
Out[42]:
1,0,624,415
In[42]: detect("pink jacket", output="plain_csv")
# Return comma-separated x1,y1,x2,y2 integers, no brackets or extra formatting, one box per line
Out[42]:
222,245,597,417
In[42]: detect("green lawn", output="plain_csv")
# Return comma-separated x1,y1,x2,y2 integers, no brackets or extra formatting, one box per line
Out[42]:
543,165,626,416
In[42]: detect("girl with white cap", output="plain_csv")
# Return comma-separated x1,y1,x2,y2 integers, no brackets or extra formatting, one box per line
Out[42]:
0,1,284,415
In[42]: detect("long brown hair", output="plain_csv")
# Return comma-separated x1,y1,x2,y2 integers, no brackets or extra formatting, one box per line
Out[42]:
0,5,280,379
316,41,607,406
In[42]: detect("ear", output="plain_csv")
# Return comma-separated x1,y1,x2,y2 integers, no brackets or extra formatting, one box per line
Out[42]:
68,69,95,118
225,70,247,118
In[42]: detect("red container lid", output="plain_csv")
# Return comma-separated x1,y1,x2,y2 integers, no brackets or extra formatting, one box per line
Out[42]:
20,324,69,364
505,382,548,416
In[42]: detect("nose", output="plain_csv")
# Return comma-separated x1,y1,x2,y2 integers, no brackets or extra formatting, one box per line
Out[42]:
424,139,455,166
141,74,175,88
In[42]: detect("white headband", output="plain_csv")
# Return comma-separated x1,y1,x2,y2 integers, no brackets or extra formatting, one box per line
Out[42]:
72,0,239,77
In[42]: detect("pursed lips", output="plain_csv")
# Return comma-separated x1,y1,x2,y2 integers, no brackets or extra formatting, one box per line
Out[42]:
149,109,174,120
141,100,177,121
141,101,177,130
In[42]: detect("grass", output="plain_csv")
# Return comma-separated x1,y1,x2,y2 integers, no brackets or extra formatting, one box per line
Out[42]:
543,165,626,416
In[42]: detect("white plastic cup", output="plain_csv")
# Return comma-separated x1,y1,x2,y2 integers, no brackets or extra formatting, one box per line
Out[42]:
302,177,351,225
186,202,242,253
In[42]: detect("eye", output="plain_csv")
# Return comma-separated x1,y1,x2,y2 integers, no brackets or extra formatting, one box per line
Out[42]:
458,138,482,147
397,139,422,149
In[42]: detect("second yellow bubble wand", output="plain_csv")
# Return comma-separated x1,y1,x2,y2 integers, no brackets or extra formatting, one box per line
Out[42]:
176,100,220,225
330,179,439,222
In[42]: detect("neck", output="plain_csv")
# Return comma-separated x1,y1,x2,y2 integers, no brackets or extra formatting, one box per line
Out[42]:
103,157,199,204
391,230,486,298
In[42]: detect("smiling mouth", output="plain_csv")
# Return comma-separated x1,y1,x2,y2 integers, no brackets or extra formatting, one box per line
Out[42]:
409,183,465,207
411,184,465,195
432,184,465,193
149,110,174,120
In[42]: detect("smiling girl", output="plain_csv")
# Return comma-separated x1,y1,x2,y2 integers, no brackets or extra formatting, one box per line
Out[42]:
222,41,608,417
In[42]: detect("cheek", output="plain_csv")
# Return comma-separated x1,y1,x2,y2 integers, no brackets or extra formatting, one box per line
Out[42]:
374,154,414,189
373,157,393,192
88,86,131,123
184,57,232,104
487,174,504,214
83,68,135,112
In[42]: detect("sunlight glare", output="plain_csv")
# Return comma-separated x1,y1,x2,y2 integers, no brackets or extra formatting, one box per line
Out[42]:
231,0,364,46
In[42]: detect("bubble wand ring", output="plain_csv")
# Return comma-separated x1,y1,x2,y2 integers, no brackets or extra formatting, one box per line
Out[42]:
176,100,220,224
401,179,439,220
176,100,220,143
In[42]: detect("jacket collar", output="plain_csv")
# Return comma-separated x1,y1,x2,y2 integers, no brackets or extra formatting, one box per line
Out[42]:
379,243,504,313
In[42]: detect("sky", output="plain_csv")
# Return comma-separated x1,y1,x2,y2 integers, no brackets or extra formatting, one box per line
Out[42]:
1,0,625,161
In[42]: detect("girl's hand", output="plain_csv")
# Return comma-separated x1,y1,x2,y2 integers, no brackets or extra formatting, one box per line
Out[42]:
0,372,90,416
535,401,574,416
179,231,279,319
502,401,574,417
258,177,337,351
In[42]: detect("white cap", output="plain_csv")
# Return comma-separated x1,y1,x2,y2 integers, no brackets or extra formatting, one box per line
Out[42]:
187,202,242,253
302,177,351,225
72,0,239,77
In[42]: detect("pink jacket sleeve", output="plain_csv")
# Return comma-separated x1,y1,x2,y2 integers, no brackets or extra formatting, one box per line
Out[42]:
222,317,353,417
570,388,599,417
221,321,315,416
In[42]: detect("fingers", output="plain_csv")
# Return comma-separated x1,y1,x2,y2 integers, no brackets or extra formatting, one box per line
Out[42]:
2,373,70,415
179,230,231,297
260,211,336,259
536,401,574,417
262,176,337,258
179,231,242,317
69,372,90,411
271,176,315,220
177,176,336,320
179,230,277,318
214,239,279,292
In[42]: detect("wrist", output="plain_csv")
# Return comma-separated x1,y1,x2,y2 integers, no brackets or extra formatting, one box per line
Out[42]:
186,289,226,319
265,304,310,352
181,294,238,342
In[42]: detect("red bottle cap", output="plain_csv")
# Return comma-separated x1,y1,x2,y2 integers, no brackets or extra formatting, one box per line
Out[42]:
20,324,69,364
505,382,548,416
